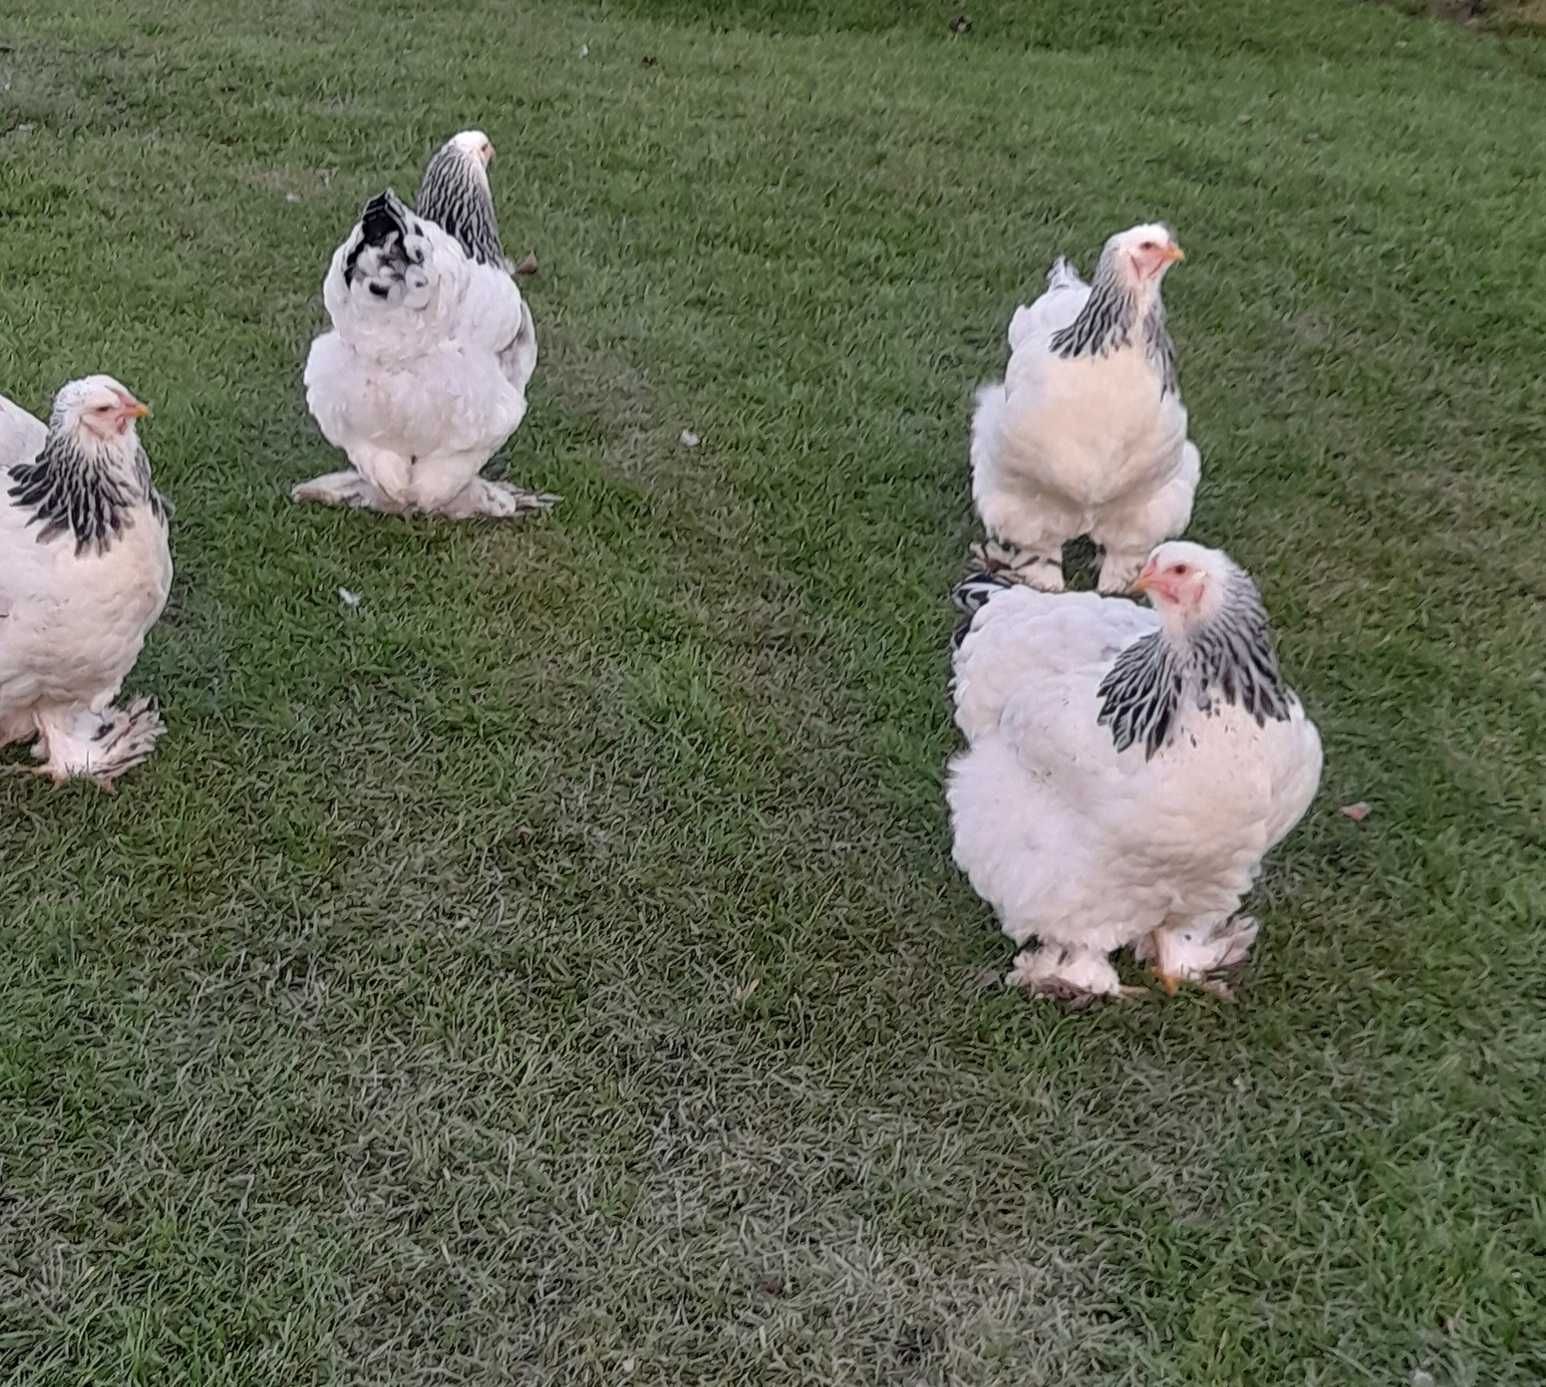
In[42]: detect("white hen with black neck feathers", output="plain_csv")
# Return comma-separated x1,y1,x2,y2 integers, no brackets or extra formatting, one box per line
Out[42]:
970,223,1201,594
0,376,171,787
416,129,510,272
296,128,551,519
948,542,1323,1003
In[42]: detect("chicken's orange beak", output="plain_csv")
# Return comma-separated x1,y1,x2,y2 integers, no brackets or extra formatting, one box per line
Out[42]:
115,393,150,420
1162,242,1185,265
1130,568,1155,597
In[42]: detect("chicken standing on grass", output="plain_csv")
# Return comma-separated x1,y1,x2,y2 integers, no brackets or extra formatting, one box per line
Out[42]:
948,542,1322,1004
971,223,1200,595
0,377,171,788
296,129,555,520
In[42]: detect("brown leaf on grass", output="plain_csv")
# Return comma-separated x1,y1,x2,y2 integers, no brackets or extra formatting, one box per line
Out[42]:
1339,801,1372,823
949,14,972,35
513,252,539,276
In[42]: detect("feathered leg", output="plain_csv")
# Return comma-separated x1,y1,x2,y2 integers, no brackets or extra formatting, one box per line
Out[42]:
412,449,559,520
967,537,1066,591
969,382,1071,591
292,443,415,514
970,481,1070,590
1138,912,1258,998
1090,440,1201,594
1093,545,1148,597
290,470,403,513
26,700,165,789
442,479,560,519
1006,942,1142,1008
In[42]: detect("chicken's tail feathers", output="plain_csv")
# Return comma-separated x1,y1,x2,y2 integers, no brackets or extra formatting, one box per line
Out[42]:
344,190,408,281
341,190,433,307
952,568,1017,618
950,567,1018,650
1045,255,1083,292
359,189,412,243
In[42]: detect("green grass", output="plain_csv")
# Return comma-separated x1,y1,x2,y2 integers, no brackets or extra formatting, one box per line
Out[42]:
2,0,1544,1381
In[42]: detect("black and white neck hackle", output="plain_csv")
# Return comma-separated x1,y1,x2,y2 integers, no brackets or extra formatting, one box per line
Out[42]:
1048,251,1178,395
416,141,506,269
7,426,167,559
1095,569,1292,759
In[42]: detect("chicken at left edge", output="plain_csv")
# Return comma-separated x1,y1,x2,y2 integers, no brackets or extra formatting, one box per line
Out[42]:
0,376,172,790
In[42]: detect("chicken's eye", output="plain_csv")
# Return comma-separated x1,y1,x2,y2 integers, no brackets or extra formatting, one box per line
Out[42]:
1139,241,1156,251
1169,563,1189,576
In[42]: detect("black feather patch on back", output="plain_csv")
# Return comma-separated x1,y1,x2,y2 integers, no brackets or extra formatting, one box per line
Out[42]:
343,190,414,287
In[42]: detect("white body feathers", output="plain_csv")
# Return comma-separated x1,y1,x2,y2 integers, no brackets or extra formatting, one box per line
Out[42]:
300,196,541,517
0,392,47,468
0,388,171,782
971,252,1200,594
948,582,1322,981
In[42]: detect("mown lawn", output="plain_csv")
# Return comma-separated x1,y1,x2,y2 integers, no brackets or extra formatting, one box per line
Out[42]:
2,0,1543,1382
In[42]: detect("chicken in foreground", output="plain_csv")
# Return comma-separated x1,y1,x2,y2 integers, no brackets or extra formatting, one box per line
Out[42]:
1,377,171,788
970,223,1200,595
948,541,1322,1004
297,129,554,520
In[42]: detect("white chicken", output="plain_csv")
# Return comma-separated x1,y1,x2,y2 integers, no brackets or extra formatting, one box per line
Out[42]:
970,223,1200,595
296,129,553,520
0,377,171,787
948,541,1322,1003
0,391,46,466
